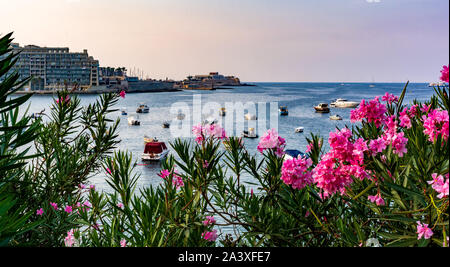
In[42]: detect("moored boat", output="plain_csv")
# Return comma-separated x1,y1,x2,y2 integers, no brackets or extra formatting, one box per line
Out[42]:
244,113,257,120
279,106,288,116
314,103,330,113
295,127,304,133
242,128,258,138
121,108,127,115
330,114,343,120
177,112,186,120
162,121,170,128
330,98,359,108
128,116,140,125
141,138,169,161
284,149,306,161
136,103,149,113
219,107,226,116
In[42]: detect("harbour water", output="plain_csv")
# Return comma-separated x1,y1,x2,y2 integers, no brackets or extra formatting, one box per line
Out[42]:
25,82,434,193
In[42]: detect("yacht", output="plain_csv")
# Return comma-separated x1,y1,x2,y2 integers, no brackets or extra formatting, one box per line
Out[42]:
136,103,149,113
219,107,226,117
330,99,359,108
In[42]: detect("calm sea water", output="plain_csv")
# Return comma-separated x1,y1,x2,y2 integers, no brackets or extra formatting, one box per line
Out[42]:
25,82,433,193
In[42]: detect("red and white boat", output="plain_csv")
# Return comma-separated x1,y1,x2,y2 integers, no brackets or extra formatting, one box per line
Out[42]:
141,138,169,161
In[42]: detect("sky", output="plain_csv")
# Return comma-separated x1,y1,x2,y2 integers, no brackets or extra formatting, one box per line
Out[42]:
0,0,448,82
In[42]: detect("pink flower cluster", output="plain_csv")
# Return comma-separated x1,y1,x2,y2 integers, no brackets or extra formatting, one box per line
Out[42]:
351,97,387,128
201,230,218,242
257,129,286,157
440,65,449,83
119,90,126,98
422,109,449,143
281,156,313,190
416,221,433,240
202,216,216,226
399,105,418,129
159,168,184,189
368,194,385,206
312,128,370,198
64,229,77,247
192,123,227,144
428,173,449,199
56,95,70,105
381,92,399,104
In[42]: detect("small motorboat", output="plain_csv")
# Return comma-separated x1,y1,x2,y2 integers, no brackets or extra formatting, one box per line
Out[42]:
279,106,288,116
295,127,304,133
162,121,170,128
284,149,306,161
121,108,128,115
141,139,169,161
128,116,140,126
219,107,226,117
242,128,258,138
330,114,343,120
244,113,257,120
428,81,448,87
177,112,186,120
330,98,359,108
314,103,330,113
136,103,149,113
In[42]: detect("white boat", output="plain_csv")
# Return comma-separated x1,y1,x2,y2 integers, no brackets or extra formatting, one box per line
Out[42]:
244,113,257,120
128,116,140,126
295,127,304,133
428,81,448,87
330,98,359,108
242,128,258,138
330,114,343,120
141,139,169,161
121,108,127,115
314,103,330,113
219,108,226,116
177,112,186,120
136,103,149,113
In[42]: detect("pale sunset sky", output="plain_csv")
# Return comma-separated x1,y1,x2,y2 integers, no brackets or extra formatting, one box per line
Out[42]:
0,0,448,82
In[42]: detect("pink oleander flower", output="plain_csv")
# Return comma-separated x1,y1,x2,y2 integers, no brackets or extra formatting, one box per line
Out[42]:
381,92,399,104
201,230,218,242
202,216,216,226
350,97,387,128
368,194,385,206
399,107,412,129
440,65,449,83
305,143,313,153
64,205,73,214
250,188,254,198
203,160,209,168
78,184,87,190
416,221,433,240
119,90,126,98
420,104,431,113
409,104,418,117
428,173,449,199
369,137,387,156
106,168,112,175
56,95,71,105
281,155,313,190
50,202,58,210
64,229,76,247
172,173,184,189
159,169,171,179
257,129,286,157
120,239,127,247
192,123,227,144
389,131,408,157
117,202,124,209
90,185,96,191
422,109,449,143
36,208,44,216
